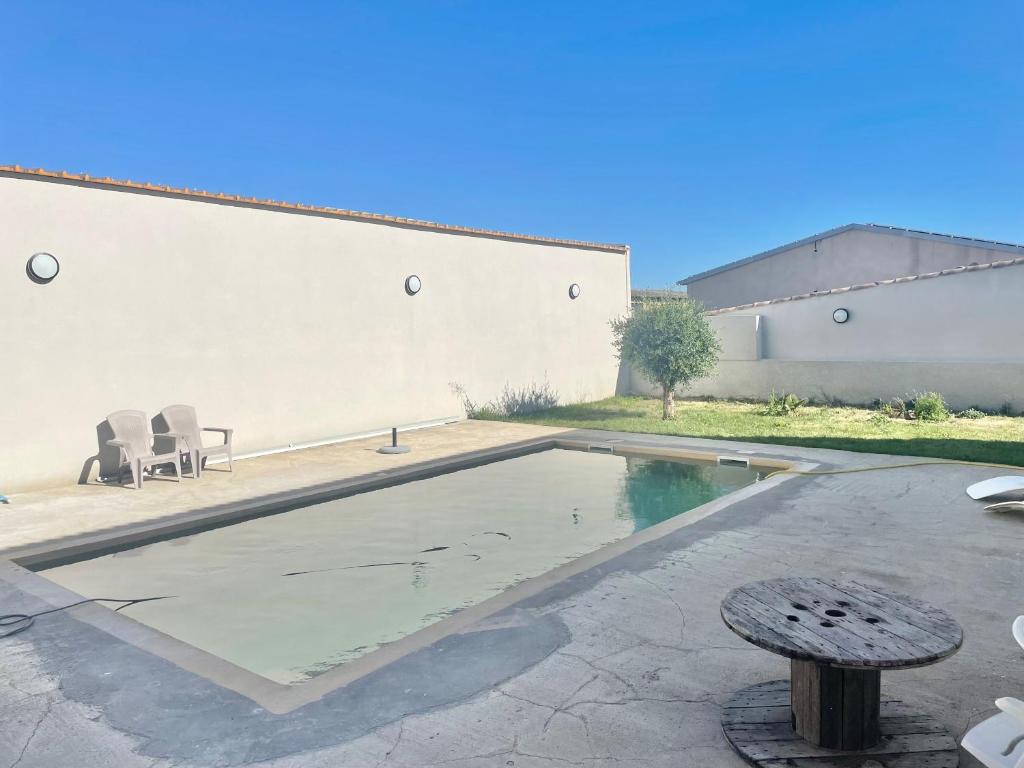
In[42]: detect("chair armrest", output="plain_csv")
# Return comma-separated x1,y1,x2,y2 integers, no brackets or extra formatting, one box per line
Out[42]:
202,427,233,445
996,697,1024,725
152,432,188,451
106,439,129,448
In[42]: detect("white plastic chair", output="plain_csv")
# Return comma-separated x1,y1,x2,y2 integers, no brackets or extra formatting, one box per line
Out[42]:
158,404,233,478
106,410,184,489
962,698,1024,768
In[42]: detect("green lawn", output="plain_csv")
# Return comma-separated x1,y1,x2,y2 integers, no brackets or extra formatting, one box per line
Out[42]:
503,396,1024,467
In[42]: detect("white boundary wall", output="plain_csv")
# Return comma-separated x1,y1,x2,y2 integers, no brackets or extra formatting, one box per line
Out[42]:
1,174,629,491
633,261,1024,410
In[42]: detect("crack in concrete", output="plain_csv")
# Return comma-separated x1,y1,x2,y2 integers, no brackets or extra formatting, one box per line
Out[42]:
9,697,53,768
425,735,600,767
631,573,690,648
374,721,404,767
541,673,599,733
563,693,714,712
557,652,638,698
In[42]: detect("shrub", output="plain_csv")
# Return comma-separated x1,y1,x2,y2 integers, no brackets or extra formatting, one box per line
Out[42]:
879,397,910,420
611,298,720,420
956,407,986,420
449,380,559,419
496,380,559,417
762,390,807,416
999,402,1018,417
912,391,950,421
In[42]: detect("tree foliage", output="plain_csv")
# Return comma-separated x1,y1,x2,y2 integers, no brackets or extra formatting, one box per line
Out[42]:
611,298,720,419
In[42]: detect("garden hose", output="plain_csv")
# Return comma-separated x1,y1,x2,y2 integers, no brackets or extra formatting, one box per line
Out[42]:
764,459,1024,481
0,596,175,639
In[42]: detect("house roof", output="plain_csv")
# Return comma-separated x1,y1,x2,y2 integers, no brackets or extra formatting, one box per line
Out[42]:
678,223,1024,285
705,255,1024,316
0,165,629,254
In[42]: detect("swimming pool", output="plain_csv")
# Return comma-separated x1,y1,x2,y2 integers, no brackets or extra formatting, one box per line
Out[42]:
39,446,762,686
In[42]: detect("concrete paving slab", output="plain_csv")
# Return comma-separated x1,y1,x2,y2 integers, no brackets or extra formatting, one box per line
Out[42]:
0,425,1017,767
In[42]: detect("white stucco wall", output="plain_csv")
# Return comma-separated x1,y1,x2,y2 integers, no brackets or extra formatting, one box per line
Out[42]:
687,228,1023,309
1,174,629,491
721,263,1022,363
634,262,1024,410
710,315,761,361
661,360,1024,411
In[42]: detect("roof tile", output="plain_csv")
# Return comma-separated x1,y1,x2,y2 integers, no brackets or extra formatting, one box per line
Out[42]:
0,165,628,254
706,256,1024,315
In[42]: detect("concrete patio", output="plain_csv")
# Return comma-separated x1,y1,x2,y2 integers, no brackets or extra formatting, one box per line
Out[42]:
0,420,567,552
0,422,1019,767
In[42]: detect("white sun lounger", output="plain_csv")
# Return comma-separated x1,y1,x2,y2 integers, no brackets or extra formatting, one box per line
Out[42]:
966,476,1024,500
987,502,1024,513
961,697,1024,768
961,619,1024,767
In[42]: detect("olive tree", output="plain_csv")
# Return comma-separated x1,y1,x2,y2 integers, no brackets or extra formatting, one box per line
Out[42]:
611,298,720,420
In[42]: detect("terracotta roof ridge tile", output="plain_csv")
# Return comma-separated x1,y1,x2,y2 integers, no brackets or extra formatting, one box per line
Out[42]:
706,256,1024,315
0,165,628,254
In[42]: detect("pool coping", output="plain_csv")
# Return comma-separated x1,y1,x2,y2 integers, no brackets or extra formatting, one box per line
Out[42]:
0,436,817,714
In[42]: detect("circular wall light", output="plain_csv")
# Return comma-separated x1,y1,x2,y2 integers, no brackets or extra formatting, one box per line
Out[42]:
405,274,422,296
568,283,581,300
833,307,850,324
27,252,60,284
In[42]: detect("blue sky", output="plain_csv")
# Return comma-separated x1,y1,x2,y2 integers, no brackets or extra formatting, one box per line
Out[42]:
3,2,1022,287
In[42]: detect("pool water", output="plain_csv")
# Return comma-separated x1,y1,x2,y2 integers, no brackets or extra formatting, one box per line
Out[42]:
42,448,759,684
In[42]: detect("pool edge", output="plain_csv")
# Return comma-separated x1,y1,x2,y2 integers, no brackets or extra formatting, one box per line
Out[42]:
0,436,816,714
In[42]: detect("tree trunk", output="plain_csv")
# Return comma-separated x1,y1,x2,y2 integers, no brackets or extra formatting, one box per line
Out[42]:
662,385,674,420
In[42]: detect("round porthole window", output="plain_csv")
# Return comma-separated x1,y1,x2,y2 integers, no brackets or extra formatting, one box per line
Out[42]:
568,283,581,300
27,252,60,284
833,307,850,324
405,275,422,296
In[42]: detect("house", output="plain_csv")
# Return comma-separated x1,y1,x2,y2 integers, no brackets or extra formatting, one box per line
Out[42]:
628,227,1024,410
678,223,1024,309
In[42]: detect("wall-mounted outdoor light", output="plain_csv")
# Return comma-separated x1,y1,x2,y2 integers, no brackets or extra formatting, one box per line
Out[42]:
27,252,60,284
832,307,850,324
405,275,422,296
568,283,581,300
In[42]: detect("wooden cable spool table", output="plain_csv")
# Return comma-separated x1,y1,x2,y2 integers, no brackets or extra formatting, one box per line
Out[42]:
720,577,963,766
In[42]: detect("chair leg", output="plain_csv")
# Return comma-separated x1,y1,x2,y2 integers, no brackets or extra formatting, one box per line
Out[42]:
132,459,144,490
193,449,202,479
173,452,182,482
227,447,233,472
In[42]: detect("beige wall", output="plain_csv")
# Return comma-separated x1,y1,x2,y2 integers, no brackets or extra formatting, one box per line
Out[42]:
634,262,1024,410
723,263,1023,363
634,361,1024,411
710,315,761,361
687,228,1020,309
1,174,629,491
